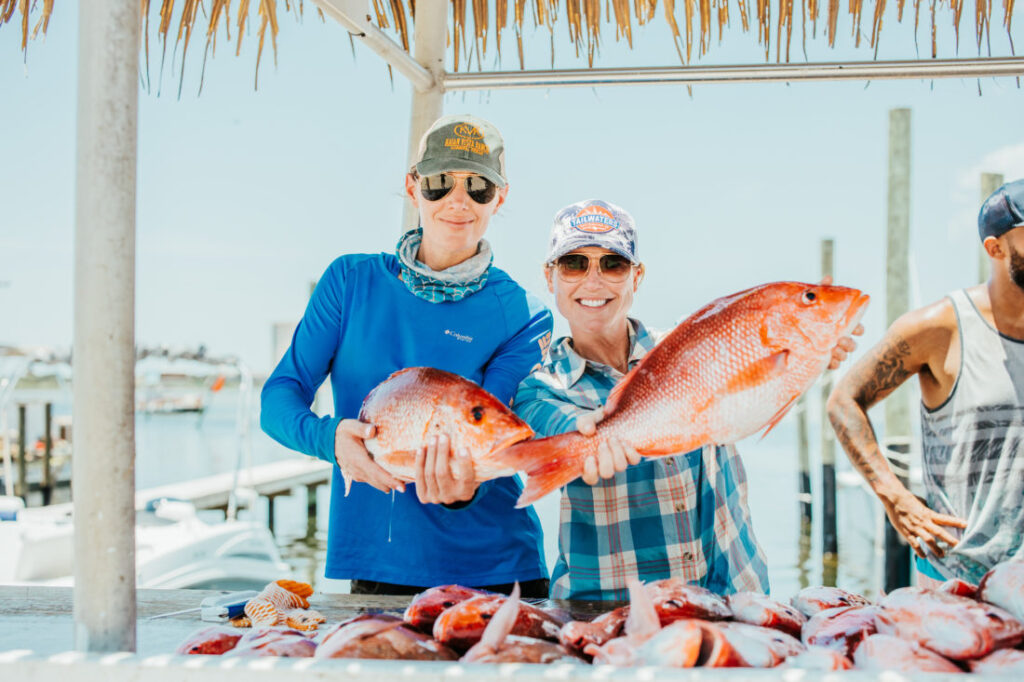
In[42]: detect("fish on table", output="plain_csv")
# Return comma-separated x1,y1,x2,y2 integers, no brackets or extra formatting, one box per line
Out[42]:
482,281,870,506
461,584,584,664
222,627,317,657
726,590,806,637
801,605,878,658
978,558,1024,622
315,613,458,660
853,633,962,673
791,585,871,618
432,590,565,651
403,584,492,630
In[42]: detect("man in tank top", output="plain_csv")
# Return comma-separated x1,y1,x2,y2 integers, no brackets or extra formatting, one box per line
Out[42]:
827,179,1024,586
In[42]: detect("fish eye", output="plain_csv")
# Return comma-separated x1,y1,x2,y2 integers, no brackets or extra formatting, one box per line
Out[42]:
801,290,817,304
471,406,485,422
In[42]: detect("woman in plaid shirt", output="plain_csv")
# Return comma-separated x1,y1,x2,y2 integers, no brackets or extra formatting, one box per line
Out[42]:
513,199,857,601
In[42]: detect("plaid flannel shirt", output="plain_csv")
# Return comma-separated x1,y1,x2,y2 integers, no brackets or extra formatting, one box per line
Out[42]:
513,318,770,601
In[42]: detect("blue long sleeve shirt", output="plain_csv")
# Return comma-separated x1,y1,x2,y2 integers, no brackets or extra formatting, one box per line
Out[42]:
261,253,552,586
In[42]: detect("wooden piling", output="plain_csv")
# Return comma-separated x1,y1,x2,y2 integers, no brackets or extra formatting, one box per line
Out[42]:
820,239,839,584
979,173,1004,283
17,404,26,501
42,402,53,505
306,484,318,540
883,107,914,592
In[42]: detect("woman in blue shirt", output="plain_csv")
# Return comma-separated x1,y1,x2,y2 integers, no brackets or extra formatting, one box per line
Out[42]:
261,115,552,596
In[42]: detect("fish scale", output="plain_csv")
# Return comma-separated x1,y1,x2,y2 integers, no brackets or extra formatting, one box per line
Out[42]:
483,281,870,507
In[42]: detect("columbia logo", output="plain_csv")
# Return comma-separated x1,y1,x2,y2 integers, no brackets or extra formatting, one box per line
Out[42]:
444,329,474,343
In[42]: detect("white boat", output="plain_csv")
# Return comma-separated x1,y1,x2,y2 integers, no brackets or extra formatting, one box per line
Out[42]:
0,496,292,590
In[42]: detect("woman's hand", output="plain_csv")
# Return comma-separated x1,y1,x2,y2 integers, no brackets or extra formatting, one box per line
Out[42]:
828,323,864,370
576,407,642,485
414,434,479,505
334,419,406,495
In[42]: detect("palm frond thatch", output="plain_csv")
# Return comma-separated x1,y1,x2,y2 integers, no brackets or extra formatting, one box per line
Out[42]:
1,0,1019,83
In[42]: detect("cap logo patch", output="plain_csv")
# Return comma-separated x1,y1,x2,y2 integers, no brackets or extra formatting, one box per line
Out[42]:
569,205,618,233
444,124,490,157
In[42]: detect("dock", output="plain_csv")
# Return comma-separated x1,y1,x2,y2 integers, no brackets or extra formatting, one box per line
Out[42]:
30,457,333,535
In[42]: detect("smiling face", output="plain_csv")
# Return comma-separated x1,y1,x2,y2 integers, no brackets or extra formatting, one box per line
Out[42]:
405,171,508,270
546,246,643,342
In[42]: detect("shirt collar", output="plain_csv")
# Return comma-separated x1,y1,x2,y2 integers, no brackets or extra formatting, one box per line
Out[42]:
547,318,658,390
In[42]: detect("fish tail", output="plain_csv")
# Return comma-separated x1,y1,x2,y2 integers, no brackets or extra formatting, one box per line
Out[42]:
486,432,593,508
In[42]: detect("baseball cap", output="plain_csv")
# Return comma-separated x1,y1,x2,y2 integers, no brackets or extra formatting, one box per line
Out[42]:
978,179,1024,241
413,114,507,188
546,199,638,264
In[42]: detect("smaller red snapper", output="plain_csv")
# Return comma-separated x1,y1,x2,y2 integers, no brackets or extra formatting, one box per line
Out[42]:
726,591,806,637
646,578,732,624
586,579,661,665
224,628,317,657
358,368,534,489
404,584,492,630
874,586,1024,660
978,559,1024,622
780,646,853,671
801,605,878,658
853,633,962,673
791,585,871,618
719,621,805,667
174,625,243,655
968,648,1024,673
462,585,583,664
559,606,629,655
637,620,744,668
315,614,457,660
432,592,565,651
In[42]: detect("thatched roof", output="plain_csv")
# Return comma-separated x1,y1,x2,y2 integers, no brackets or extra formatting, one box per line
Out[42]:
1,0,1018,83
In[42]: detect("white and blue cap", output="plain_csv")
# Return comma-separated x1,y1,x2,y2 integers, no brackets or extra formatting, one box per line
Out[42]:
546,199,639,264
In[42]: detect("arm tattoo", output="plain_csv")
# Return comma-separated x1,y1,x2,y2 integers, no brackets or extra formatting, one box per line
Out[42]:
829,335,914,488
852,336,913,407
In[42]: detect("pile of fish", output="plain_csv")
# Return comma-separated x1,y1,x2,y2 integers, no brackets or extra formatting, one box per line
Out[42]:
175,560,1024,672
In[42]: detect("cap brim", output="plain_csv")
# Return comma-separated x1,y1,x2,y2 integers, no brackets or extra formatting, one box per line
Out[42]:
416,158,506,188
547,237,637,264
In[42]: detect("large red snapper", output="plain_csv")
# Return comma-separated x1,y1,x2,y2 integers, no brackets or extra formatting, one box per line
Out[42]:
484,282,869,506
978,559,1024,622
357,367,534,487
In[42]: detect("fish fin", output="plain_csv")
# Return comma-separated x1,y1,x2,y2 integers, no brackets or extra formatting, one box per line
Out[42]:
477,583,520,651
625,579,660,639
759,393,800,439
721,350,789,396
516,455,587,508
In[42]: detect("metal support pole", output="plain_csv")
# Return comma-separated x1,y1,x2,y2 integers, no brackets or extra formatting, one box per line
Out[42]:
16,404,26,501
42,402,52,506
267,495,277,537
73,0,139,653
979,173,1004,283
883,108,914,592
402,0,448,232
820,240,839,585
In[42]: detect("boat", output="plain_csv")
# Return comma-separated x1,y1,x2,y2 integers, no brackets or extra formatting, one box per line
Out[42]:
0,496,292,590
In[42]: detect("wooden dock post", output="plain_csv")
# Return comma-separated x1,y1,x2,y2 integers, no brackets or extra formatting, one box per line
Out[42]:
820,239,839,585
42,402,53,506
16,404,26,501
306,484,318,540
979,173,1004,283
883,107,914,592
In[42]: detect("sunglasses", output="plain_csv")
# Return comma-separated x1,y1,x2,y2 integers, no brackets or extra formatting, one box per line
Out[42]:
554,253,634,282
419,173,497,204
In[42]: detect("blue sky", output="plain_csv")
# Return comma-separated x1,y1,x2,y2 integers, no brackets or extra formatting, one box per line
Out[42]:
2,3,1023,378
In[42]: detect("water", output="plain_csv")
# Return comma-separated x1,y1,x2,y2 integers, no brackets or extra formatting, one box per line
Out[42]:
6,386,882,601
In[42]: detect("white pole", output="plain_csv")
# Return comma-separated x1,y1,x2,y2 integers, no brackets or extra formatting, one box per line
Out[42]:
402,0,448,232
73,0,139,652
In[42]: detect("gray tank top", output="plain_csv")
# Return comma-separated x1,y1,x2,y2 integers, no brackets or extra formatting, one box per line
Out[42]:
920,288,1024,582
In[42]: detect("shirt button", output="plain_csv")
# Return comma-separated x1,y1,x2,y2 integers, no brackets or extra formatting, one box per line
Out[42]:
682,552,694,561
674,502,685,512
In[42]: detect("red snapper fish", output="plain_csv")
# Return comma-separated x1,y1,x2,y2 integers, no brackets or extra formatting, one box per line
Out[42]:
791,585,871,617
357,367,534,491
484,282,869,506
462,585,583,664
874,586,1024,660
175,625,243,655
315,614,458,660
978,559,1024,622
403,584,492,630
853,633,962,673
726,591,806,637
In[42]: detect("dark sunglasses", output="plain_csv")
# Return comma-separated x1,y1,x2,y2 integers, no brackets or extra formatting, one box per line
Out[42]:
419,173,497,204
554,253,634,282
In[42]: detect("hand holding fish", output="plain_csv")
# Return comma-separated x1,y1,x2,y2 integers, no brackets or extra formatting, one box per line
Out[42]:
878,487,966,559
415,433,479,505
334,419,406,495
827,324,863,370
575,408,642,484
